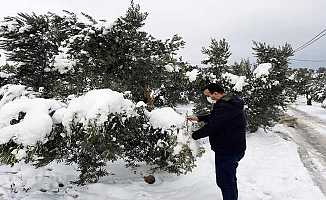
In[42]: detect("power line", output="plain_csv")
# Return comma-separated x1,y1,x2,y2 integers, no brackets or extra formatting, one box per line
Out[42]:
296,33,326,53
294,29,326,52
294,29,326,53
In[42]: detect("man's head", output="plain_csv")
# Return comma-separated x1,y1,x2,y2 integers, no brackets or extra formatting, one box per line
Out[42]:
203,83,225,102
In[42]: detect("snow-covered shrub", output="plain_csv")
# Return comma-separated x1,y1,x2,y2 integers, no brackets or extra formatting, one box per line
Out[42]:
0,88,199,185
0,85,47,164
0,94,65,165
0,98,64,145
48,90,199,184
0,2,200,185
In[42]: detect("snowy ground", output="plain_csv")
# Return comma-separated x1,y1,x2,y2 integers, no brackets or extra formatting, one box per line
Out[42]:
0,130,324,199
0,99,325,200
289,96,326,123
284,96,326,195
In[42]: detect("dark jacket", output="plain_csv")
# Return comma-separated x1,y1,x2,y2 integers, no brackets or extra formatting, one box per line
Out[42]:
192,94,246,155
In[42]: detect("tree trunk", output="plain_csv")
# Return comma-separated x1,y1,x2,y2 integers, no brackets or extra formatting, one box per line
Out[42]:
143,85,154,111
306,93,312,105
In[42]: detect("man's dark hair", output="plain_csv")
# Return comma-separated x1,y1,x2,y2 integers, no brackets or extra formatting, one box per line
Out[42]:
203,83,224,93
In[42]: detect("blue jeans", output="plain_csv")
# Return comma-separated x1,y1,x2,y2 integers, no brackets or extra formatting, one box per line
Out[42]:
215,152,244,200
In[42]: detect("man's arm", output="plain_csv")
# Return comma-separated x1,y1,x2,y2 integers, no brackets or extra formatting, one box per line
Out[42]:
187,114,211,139
186,113,210,122
192,103,241,140
192,127,210,140
192,111,221,140
197,114,211,123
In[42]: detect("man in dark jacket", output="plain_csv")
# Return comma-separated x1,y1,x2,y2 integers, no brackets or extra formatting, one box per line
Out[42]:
187,83,246,200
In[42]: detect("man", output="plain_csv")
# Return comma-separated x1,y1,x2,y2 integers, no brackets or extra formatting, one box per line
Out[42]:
187,83,246,200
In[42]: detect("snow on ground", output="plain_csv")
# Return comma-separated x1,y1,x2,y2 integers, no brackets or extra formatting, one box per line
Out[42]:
285,96,326,194
0,127,324,200
240,128,323,200
287,96,326,138
289,96,326,122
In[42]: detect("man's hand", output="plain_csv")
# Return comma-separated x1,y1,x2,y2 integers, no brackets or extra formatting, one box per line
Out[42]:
186,116,199,122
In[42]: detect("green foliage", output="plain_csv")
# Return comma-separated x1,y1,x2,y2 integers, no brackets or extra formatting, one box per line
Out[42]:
192,38,233,115
191,72,212,115
0,13,58,93
0,140,20,165
162,144,197,174
245,42,294,132
230,59,252,77
154,61,193,107
290,68,314,104
0,3,189,105
0,64,17,86
244,75,283,132
202,38,231,76
311,70,326,102
58,3,188,107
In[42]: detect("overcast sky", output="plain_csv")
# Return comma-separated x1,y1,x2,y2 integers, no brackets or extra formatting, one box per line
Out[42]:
1,0,325,68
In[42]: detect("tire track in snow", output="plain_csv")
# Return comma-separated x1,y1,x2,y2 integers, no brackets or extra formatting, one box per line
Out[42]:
288,106,326,128
281,107,326,196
